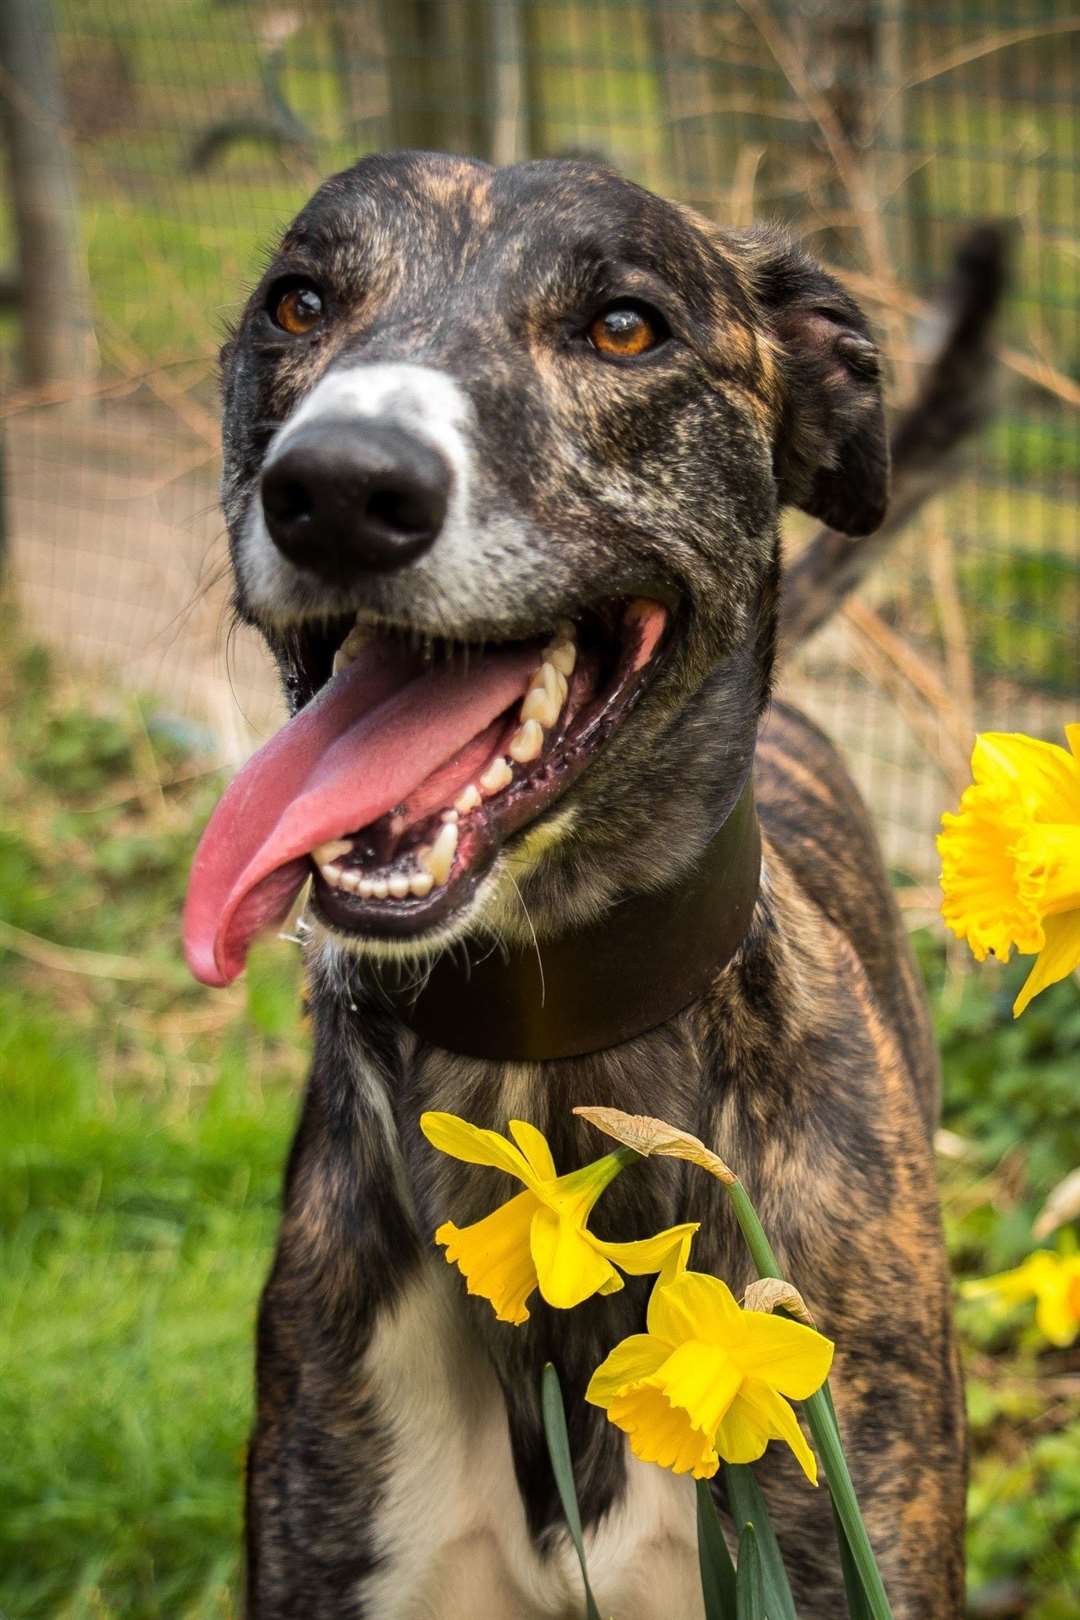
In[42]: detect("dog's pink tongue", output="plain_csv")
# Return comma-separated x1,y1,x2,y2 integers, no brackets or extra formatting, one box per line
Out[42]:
183,638,538,987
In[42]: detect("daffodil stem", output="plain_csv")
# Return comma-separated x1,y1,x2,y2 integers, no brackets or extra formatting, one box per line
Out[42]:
724,1178,895,1620
724,1180,783,1277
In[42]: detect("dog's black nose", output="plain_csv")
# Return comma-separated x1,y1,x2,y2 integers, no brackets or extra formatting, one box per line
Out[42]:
261,418,450,577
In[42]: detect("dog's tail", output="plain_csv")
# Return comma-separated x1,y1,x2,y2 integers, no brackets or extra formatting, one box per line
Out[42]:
779,223,1010,651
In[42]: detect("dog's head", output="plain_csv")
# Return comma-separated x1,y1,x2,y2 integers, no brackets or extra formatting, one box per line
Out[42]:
184,152,886,986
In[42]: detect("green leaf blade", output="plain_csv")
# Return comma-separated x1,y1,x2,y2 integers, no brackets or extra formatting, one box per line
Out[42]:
736,1522,767,1620
724,1464,798,1620
540,1362,602,1620
696,1478,738,1620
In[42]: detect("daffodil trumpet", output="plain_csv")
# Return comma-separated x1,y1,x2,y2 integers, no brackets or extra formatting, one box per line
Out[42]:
938,725,1080,1015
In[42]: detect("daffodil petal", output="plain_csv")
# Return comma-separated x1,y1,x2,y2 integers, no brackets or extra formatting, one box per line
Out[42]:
648,1340,742,1436
586,1334,670,1408
605,1381,719,1478
1013,910,1080,1017
646,1271,743,1350
1033,1280,1080,1348
434,1189,540,1325
530,1206,620,1309
592,1223,700,1278
732,1380,819,1484
508,1119,558,1182
733,1311,834,1400
710,1390,770,1467
658,1227,696,1285
963,1251,1056,1305
420,1111,539,1189
974,732,1080,823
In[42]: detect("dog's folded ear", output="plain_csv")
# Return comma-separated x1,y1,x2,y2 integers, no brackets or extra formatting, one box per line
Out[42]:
745,231,889,537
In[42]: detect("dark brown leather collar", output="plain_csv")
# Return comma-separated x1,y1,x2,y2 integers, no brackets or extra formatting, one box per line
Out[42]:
378,774,761,1061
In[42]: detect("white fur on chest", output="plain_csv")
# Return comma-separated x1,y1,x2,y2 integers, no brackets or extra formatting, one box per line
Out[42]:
360,1263,704,1620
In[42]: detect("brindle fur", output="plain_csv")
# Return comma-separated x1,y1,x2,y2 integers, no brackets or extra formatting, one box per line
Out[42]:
216,152,1000,1618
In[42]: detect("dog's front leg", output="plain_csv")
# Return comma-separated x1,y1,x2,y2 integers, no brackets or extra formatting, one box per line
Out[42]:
245,1011,562,1620
244,1001,425,1618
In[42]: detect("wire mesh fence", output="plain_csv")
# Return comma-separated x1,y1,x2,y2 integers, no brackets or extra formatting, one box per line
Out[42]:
2,0,1077,899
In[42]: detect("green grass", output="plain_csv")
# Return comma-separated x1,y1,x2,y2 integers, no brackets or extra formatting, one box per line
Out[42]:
1,617,1077,1618
0,623,304,1620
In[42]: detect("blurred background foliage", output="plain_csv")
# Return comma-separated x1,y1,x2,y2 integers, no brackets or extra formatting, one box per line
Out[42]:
1,0,1078,1616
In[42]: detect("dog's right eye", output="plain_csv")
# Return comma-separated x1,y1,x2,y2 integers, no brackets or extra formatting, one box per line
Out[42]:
268,280,325,336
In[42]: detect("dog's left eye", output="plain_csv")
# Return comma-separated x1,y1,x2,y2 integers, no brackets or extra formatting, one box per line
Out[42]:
588,302,667,360
269,279,325,336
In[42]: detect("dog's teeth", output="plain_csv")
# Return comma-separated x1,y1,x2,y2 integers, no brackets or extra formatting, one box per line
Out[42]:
371,877,389,900
440,809,460,825
388,873,410,900
453,783,482,816
479,756,513,796
313,838,354,866
521,685,559,729
319,862,343,887
339,869,362,893
410,870,434,898
543,639,576,677
359,878,375,898
521,661,567,729
421,821,459,886
532,660,569,705
332,624,369,674
509,718,544,764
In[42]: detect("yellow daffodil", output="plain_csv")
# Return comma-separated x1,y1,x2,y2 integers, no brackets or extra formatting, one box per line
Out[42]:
420,1111,699,1325
585,1270,833,1483
964,1250,1080,1348
938,725,1080,1016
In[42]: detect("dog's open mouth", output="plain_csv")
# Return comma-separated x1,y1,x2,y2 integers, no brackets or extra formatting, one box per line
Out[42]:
183,598,668,986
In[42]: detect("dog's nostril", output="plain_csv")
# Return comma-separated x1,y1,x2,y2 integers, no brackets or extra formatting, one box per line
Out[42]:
260,417,450,579
366,486,433,538
264,478,314,527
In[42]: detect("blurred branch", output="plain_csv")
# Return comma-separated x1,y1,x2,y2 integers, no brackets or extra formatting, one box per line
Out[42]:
0,354,216,419
0,917,180,984
890,18,1080,102
187,12,313,173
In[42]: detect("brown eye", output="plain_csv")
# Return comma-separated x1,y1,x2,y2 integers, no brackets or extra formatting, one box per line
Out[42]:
589,304,663,359
271,281,324,336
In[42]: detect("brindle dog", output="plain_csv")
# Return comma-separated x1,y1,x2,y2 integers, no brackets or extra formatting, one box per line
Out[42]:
192,152,1002,1618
